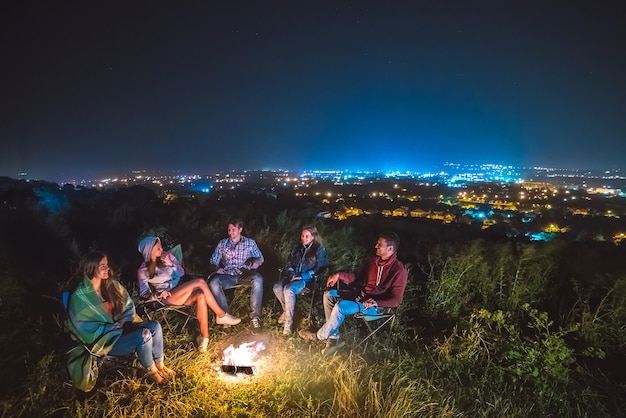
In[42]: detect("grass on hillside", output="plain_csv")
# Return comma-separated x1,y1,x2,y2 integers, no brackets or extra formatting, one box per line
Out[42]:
1,282,623,417
3,305,447,418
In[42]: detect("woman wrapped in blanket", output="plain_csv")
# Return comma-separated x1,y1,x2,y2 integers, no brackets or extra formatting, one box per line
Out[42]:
137,236,240,352
66,251,174,391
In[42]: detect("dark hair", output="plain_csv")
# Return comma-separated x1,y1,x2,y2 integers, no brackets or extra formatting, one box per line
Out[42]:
228,218,244,229
79,250,125,317
379,231,400,253
80,250,108,281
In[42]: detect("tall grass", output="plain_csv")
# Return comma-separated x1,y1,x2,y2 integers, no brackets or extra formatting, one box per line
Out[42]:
2,213,626,417
1,323,435,417
2,290,622,418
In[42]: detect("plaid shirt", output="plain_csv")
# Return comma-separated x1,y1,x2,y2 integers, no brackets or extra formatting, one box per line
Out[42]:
210,236,264,276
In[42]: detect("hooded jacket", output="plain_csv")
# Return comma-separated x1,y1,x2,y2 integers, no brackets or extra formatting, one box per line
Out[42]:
137,237,184,299
337,253,408,308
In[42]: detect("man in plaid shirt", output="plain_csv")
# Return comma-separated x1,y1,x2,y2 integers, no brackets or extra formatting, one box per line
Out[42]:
209,219,265,329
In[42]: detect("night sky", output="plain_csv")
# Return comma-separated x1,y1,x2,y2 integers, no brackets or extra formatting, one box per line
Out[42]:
2,1,625,182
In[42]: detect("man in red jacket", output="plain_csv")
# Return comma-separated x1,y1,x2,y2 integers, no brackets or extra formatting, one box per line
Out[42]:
299,231,408,355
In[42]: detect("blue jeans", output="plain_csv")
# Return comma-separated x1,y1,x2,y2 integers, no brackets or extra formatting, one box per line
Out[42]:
209,273,264,319
273,279,307,331
317,289,381,340
109,320,163,370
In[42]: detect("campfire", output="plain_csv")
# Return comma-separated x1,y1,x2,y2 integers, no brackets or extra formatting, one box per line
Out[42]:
221,341,266,376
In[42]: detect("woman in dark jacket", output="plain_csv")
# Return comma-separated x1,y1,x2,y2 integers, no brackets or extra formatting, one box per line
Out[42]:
273,225,327,335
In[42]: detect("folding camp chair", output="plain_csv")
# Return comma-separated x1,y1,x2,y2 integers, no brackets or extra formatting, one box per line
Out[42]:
136,299,195,331
208,259,259,320
301,267,328,321
352,308,397,351
271,267,327,328
136,244,196,332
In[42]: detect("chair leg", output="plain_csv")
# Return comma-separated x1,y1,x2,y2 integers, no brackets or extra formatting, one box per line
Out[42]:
158,310,171,332
307,286,317,321
166,306,194,331
181,310,192,330
149,305,195,333
138,304,155,321
353,314,396,351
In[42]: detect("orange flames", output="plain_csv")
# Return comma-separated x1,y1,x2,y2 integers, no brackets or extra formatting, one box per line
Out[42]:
222,341,266,371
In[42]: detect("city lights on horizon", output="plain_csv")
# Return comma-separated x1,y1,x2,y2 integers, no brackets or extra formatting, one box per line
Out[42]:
9,163,626,192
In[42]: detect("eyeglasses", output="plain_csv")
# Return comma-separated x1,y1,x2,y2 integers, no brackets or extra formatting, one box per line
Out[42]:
98,265,110,272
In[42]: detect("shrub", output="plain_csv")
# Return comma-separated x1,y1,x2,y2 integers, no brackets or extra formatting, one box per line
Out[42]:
433,305,575,414
425,241,558,319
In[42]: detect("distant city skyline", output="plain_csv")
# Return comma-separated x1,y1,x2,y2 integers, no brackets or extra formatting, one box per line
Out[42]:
2,1,625,182
6,161,624,182
9,162,625,193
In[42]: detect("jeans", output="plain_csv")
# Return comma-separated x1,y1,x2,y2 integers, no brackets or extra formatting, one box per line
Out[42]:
109,320,163,370
209,273,264,319
317,289,381,340
273,279,306,331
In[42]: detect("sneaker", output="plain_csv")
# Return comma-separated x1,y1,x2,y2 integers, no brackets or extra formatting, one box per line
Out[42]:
216,313,241,326
298,329,319,342
196,335,209,352
251,317,261,330
322,339,345,356
277,312,286,324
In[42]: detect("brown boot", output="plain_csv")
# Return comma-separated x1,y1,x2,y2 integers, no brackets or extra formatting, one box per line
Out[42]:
156,362,176,379
145,367,166,385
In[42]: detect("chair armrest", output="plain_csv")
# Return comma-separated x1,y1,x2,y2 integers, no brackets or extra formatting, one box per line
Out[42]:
354,307,396,320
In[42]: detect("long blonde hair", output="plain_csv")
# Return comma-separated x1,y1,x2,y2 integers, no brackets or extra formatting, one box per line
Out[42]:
302,224,323,246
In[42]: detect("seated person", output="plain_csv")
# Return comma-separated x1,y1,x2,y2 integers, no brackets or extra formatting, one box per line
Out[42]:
66,250,175,391
273,225,327,335
137,236,240,352
299,231,408,356
208,219,265,330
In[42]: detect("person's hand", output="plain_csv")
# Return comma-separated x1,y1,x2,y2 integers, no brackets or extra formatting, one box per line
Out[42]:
160,255,173,267
245,258,260,269
363,298,378,308
291,276,302,282
158,291,171,300
113,321,124,329
326,273,339,288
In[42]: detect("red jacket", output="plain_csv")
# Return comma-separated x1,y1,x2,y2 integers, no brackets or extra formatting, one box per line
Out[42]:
337,254,408,308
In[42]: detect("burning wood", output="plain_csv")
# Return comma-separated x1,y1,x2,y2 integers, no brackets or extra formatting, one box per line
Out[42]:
221,341,265,376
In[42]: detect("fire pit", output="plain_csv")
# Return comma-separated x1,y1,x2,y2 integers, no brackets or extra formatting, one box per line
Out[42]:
221,341,265,376
220,365,255,375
